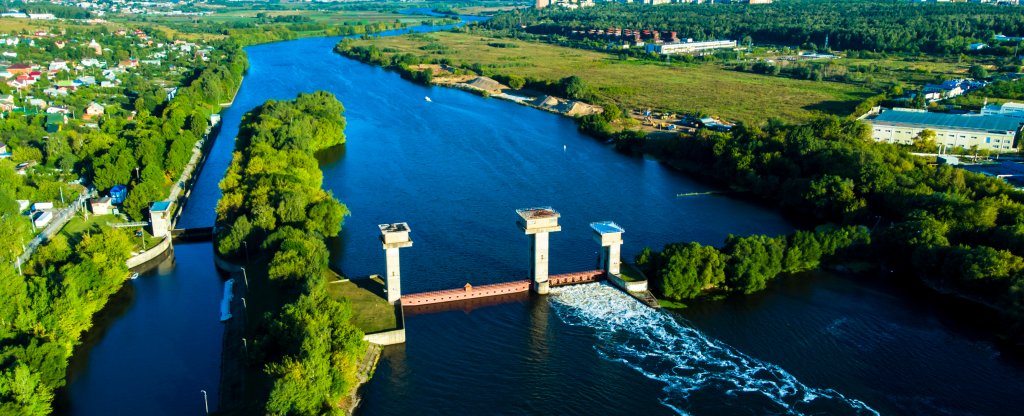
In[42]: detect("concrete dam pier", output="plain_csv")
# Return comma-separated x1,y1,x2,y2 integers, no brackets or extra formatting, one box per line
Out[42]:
382,207,652,310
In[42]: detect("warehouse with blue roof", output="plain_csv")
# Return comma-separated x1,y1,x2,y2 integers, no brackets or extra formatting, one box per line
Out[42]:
864,108,1024,152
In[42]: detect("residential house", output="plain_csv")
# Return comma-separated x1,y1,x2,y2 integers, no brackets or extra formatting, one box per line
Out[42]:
118,59,138,69
83,102,104,119
6,63,31,75
922,79,986,101
80,58,103,68
48,59,68,72
43,87,68,97
89,197,112,215
27,98,46,109
0,94,14,111
87,39,102,55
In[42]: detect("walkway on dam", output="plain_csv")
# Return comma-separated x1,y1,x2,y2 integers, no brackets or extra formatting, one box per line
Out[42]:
401,270,605,306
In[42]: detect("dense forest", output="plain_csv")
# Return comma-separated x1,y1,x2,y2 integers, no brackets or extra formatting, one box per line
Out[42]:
487,1,1024,55
0,227,133,415
625,117,1024,344
215,92,365,415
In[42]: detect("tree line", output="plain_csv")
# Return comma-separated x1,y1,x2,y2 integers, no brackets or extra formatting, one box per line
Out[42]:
487,1,1024,55
214,92,365,415
620,116,1024,344
0,227,133,415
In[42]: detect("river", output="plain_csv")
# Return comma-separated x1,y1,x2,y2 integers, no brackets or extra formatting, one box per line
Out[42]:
62,17,1024,416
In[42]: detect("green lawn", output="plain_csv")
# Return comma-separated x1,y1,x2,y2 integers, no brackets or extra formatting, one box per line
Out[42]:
345,32,874,123
618,262,647,283
61,214,162,252
325,272,399,334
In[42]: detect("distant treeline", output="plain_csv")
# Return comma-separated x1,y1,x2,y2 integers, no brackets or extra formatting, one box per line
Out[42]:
487,1,1024,55
226,20,417,46
215,92,365,415
627,117,1024,344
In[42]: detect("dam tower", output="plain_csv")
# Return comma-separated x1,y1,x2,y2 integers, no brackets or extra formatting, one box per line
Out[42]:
590,221,624,276
379,222,413,304
516,207,561,295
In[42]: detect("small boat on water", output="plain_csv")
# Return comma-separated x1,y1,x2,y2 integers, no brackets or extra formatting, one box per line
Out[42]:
129,272,139,280
425,96,432,102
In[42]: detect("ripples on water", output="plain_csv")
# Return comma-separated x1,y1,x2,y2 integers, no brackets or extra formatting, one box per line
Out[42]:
549,283,879,416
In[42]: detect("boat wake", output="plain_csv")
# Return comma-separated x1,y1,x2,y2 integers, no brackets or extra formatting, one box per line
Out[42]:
549,283,878,416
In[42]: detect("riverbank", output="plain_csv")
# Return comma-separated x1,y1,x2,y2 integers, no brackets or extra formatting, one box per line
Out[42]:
335,31,870,124
344,344,383,415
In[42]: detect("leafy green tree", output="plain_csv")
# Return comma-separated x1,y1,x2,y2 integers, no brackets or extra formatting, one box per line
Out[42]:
724,235,785,294
0,363,53,416
560,75,589,100
969,64,989,79
657,242,726,300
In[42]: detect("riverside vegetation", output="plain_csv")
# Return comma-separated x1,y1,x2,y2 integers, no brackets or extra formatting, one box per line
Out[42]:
0,33,246,414
215,92,366,415
632,117,1024,345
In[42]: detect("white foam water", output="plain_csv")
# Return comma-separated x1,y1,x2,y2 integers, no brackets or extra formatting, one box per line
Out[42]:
549,283,879,416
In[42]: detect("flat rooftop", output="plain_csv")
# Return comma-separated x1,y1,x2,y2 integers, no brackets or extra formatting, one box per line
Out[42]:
150,200,171,212
516,207,559,220
590,221,624,234
378,222,410,233
960,162,1024,188
868,110,1024,133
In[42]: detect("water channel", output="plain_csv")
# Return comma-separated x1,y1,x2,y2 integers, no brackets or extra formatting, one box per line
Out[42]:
62,16,1024,416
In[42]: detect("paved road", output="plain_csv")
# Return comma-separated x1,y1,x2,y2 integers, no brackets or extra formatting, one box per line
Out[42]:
15,188,91,270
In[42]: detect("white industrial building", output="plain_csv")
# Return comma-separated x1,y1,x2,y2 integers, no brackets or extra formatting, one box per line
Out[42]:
645,39,737,55
864,108,1023,152
981,102,1024,120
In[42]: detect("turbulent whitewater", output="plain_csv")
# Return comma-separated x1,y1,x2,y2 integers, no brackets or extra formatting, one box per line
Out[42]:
549,283,879,415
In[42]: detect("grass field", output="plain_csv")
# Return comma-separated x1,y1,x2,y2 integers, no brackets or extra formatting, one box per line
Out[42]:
326,272,399,334
61,214,163,252
618,262,647,283
346,32,874,123
832,57,966,85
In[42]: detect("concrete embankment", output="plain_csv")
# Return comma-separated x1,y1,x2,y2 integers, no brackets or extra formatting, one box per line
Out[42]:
126,236,173,271
344,343,382,415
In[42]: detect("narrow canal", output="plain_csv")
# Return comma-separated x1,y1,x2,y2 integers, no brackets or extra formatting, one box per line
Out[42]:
62,15,1024,416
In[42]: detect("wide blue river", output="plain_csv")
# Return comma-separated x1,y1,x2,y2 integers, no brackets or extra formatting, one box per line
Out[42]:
61,18,1024,416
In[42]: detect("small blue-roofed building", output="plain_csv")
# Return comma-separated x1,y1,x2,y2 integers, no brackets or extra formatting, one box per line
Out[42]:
109,185,128,204
864,108,1023,152
149,200,172,238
